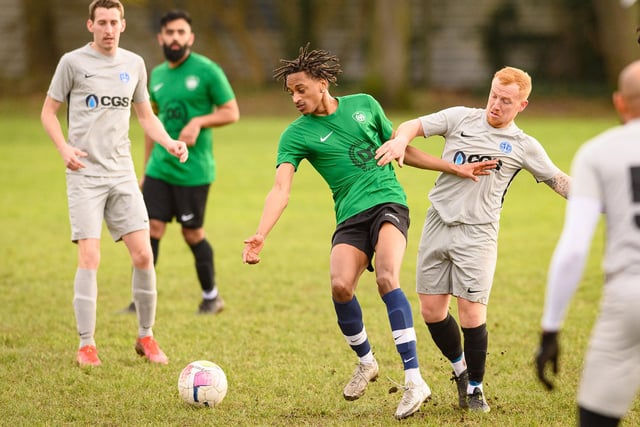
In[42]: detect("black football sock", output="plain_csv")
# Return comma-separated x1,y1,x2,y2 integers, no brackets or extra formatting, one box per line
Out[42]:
189,239,215,293
427,313,463,362
462,323,488,388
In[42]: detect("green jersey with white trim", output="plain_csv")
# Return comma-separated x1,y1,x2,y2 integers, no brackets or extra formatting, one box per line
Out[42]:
420,107,560,225
277,93,406,224
145,53,236,186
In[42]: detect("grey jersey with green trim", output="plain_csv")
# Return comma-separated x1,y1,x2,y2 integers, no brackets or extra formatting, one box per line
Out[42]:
419,107,560,225
46,44,149,177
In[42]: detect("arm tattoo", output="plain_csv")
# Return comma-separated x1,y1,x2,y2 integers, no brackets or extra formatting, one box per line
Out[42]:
543,172,571,199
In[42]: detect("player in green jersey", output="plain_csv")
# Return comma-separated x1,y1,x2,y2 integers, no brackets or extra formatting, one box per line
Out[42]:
121,9,239,315
242,44,496,419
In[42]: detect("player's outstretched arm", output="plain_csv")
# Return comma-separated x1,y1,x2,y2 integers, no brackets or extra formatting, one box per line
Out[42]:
376,119,424,167
243,163,295,265
543,171,571,199
403,146,497,181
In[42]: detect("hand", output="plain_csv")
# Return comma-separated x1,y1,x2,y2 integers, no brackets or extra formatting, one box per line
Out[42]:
60,144,88,171
169,140,189,163
242,233,265,264
535,331,559,391
178,121,200,147
375,137,409,167
453,159,499,181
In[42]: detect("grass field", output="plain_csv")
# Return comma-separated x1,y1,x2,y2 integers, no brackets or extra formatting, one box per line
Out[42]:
0,95,637,426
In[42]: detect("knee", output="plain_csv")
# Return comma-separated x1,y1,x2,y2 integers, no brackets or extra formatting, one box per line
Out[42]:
131,248,153,269
375,270,395,293
78,246,100,270
79,252,100,270
182,227,204,245
331,277,354,302
420,300,448,323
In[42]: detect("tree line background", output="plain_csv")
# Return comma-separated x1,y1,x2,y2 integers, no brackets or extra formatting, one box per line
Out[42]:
6,0,640,108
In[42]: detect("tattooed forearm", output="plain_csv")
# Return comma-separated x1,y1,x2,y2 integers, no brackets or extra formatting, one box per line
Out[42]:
544,172,571,199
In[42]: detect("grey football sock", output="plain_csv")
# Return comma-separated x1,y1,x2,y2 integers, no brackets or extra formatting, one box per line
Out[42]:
74,268,98,348
132,267,156,337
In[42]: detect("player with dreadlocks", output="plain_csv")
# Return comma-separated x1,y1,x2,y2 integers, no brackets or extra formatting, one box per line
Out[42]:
243,44,496,419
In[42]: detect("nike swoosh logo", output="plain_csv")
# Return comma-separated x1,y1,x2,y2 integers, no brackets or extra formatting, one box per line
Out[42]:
180,213,195,222
320,131,334,142
84,73,96,78
461,131,474,137
467,288,481,294
153,83,164,92
403,357,415,363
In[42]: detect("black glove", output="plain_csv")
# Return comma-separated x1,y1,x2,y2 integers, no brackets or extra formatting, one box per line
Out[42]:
535,331,559,391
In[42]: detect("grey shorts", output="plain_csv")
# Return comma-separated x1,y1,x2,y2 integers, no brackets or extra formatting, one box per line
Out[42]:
66,173,149,242
416,207,498,305
578,274,640,418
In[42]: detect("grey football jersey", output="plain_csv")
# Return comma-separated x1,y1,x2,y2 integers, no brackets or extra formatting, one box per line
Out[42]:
419,107,560,225
571,120,640,277
47,44,149,177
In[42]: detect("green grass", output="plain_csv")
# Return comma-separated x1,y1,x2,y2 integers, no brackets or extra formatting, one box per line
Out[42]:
1,97,637,426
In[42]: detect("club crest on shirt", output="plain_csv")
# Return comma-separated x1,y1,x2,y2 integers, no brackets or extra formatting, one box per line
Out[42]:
349,139,377,171
352,111,366,123
499,141,513,154
119,72,130,83
185,75,200,90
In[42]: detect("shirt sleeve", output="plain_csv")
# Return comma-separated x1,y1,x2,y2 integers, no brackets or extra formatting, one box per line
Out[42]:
523,136,561,183
132,56,150,104
47,54,74,102
541,196,601,331
208,62,236,106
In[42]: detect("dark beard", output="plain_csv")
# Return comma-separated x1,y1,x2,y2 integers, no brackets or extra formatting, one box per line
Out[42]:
162,44,189,63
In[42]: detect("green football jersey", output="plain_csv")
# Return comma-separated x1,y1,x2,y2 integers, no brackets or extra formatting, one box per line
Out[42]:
145,53,236,186
277,93,407,224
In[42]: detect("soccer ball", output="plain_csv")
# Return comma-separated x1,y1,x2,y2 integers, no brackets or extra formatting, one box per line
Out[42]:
178,360,228,407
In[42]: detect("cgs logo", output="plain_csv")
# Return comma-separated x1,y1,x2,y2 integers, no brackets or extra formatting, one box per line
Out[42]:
85,94,131,109
453,151,502,171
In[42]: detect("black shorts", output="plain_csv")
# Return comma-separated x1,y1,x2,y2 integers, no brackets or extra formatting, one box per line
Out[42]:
142,176,210,229
331,203,410,272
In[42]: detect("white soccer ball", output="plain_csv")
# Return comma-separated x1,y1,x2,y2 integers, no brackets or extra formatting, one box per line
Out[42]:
178,360,228,407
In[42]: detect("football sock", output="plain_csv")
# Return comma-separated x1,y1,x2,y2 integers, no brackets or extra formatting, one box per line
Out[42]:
334,296,371,358
462,323,488,393
359,350,375,364
404,368,423,385
451,355,468,377
578,406,620,427
150,237,159,265
132,267,156,337
74,268,98,348
468,382,484,394
202,288,219,300
189,239,215,292
427,313,465,375
382,288,419,371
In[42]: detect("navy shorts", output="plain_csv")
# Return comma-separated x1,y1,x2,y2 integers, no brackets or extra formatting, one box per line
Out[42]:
332,203,410,272
142,176,210,229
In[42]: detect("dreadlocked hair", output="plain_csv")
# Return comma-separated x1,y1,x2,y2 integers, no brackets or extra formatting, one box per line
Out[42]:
273,43,342,91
